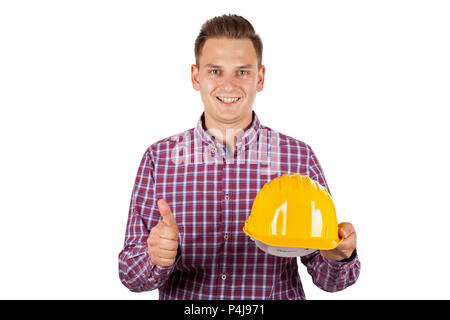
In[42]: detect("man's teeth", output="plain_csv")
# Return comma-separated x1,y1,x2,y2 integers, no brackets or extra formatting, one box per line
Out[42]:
218,97,240,103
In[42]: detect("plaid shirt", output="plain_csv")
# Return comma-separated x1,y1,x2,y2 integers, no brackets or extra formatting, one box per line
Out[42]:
118,111,360,299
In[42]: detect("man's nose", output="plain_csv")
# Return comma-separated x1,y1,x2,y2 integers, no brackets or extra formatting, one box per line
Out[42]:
220,74,236,92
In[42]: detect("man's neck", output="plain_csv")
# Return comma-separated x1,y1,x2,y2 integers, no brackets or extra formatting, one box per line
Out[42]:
203,112,253,153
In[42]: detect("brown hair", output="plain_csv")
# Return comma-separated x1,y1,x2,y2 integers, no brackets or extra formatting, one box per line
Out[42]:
194,14,263,69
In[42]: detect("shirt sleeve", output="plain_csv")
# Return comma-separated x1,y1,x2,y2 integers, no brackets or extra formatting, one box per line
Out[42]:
118,148,179,292
300,249,360,292
307,144,331,195
300,145,361,292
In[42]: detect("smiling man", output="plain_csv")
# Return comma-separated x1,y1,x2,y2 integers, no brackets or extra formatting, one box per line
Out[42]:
192,36,264,155
118,14,360,300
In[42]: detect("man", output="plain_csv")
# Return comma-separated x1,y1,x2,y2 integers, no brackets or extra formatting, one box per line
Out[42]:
118,14,360,299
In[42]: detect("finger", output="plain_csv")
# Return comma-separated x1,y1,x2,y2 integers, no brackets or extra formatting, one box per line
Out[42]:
335,237,354,252
338,222,355,239
156,248,178,259
159,225,179,241
335,233,357,255
158,238,178,251
152,256,175,267
147,234,157,247
157,199,177,227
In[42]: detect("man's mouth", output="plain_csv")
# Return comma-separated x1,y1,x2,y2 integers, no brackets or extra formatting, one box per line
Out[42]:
216,96,241,105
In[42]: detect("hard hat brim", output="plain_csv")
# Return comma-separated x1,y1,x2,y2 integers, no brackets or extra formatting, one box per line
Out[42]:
254,240,317,257
243,222,343,250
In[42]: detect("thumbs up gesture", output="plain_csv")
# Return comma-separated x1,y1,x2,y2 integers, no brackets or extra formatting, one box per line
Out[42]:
147,199,180,267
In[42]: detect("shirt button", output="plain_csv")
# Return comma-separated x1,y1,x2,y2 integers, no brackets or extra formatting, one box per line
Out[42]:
224,233,229,241
221,274,226,280
225,159,230,164
224,194,230,201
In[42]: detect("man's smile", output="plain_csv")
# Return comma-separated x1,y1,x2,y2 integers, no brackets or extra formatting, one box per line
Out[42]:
216,96,242,105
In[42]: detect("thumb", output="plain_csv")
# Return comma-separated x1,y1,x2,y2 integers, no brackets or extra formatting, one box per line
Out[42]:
339,227,348,239
157,199,177,227
338,222,354,239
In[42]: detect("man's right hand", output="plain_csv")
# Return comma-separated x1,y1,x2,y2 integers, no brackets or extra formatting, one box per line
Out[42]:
147,199,179,267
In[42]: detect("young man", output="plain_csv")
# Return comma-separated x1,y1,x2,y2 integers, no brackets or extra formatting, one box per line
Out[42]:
118,14,360,299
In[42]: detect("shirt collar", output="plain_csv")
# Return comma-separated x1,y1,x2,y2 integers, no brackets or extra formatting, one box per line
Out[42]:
194,110,261,153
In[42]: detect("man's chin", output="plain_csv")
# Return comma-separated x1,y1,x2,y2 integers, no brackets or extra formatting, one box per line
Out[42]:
214,106,244,119
206,109,252,127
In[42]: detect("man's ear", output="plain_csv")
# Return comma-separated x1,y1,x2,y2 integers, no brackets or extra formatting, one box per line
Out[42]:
191,64,200,91
256,65,265,92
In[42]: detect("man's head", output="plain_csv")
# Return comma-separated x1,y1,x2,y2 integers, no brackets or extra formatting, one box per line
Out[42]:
194,14,263,69
191,14,265,133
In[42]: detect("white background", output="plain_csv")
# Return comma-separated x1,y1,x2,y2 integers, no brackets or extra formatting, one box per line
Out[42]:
1,0,449,299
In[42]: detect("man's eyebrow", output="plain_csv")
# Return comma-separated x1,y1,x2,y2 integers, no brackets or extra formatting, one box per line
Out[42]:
236,64,255,69
204,64,222,68
203,64,255,69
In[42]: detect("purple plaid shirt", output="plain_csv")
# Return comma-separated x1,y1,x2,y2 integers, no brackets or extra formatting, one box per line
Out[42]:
118,111,360,299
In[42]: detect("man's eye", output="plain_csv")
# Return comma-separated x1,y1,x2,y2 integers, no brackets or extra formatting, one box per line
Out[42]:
238,70,249,76
210,69,220,75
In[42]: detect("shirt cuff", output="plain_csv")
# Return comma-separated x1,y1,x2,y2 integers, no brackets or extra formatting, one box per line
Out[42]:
324,249,358,269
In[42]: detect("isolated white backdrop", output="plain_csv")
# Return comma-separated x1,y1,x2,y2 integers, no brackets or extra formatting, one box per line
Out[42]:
1,0,449,299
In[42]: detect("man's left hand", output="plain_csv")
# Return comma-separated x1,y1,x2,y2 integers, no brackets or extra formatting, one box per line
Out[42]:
320,222,357,262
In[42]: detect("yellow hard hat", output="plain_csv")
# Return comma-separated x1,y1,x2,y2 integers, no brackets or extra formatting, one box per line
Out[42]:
243,173,343,257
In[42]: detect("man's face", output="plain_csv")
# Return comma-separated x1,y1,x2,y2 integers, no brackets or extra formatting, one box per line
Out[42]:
191,37,265,127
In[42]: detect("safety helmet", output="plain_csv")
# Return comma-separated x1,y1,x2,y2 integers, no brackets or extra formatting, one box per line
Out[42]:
243,173,342,257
